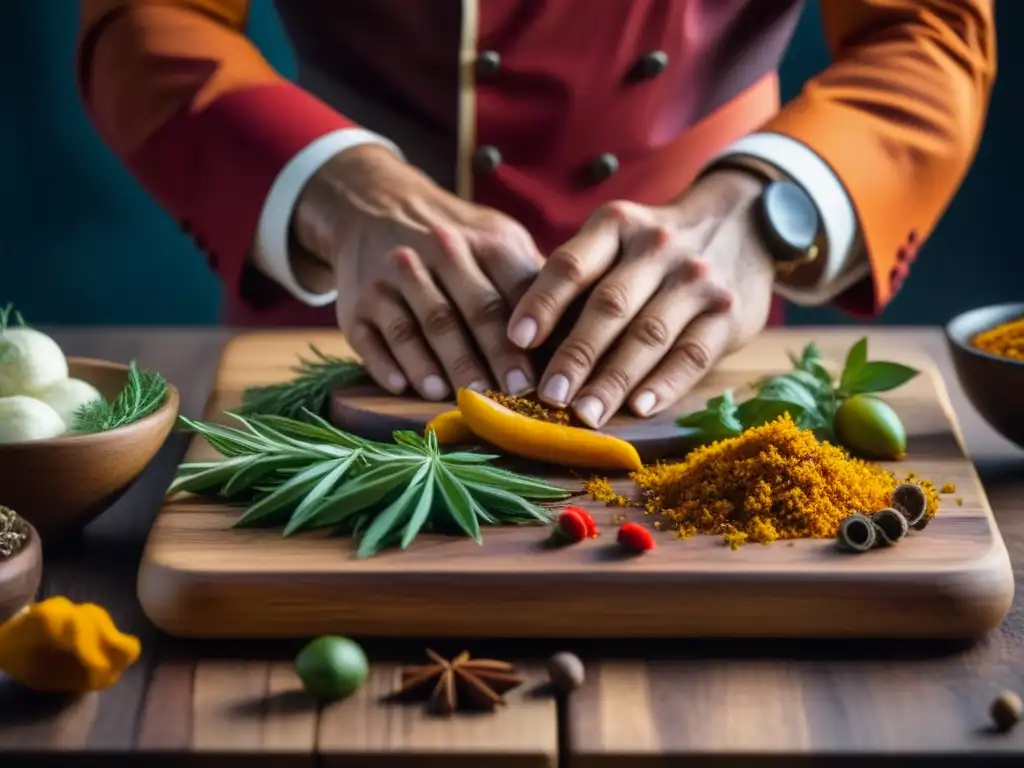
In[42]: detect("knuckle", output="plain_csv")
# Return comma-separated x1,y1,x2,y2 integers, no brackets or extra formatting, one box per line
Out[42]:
590,283,631,320
630,314,671,349
468,293,508,328
600,199,634,223
548,248,588,285
384,317,419,346
598,365,633,397
674,338,714,373
559,337,598,371
448,354,481,378
422,304,460,337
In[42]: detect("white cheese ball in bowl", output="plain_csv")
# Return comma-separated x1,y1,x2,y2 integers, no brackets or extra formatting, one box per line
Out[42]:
0,327,69,396
31,378,103,427
0,395,66,443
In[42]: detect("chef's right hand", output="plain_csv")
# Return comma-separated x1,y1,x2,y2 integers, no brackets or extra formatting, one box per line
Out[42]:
292,144,543,401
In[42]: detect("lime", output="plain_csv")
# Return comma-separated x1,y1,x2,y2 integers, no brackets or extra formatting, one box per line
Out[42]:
833,394,907,460
294,636,369,701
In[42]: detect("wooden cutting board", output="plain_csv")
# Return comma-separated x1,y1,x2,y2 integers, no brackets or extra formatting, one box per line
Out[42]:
138,330,1014,639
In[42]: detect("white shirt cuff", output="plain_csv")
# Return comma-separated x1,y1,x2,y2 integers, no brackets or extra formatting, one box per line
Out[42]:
252,128,403,307
711,132,869,307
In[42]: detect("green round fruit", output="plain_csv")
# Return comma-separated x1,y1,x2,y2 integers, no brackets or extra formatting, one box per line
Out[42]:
833,394,907,460
294,636,369,701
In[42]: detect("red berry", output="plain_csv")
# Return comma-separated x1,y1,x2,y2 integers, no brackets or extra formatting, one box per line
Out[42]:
564,505,599,538
617,522,655,552
557,509,589,543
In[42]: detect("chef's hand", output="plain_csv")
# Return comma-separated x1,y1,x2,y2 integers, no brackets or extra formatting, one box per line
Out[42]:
507,170,776,427
292,144,543,401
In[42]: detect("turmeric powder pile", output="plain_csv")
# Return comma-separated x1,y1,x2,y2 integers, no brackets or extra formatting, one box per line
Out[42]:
586,414,939,547
971,316,1024,361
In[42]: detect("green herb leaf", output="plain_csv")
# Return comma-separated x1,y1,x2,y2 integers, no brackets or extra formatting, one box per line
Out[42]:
173,412,570,556
840,361,919,394
71,361,169,434
840,337,869,390
240,345,367,422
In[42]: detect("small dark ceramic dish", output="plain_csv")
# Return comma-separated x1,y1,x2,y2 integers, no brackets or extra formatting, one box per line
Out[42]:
945,302,1024,450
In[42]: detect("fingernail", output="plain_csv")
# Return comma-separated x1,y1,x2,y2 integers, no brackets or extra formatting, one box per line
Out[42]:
509,317,538,348
386,372,408,393
422,375,449,400
468,379,490,393
574,396,605,428
505,368,532,395
541,374,570,407
633,390,657,417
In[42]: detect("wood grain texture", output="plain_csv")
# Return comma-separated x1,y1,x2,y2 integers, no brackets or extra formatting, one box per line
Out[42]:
139,330,1014,640
2,328,1024,766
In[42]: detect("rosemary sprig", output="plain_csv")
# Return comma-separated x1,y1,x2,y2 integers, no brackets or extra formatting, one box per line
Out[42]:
171,411,572,558
240,345,368,421
71,361,169,433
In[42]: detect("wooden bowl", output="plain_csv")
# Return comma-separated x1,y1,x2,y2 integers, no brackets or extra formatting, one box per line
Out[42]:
0,520,42,623
946,302,1024,450
0,358,180,539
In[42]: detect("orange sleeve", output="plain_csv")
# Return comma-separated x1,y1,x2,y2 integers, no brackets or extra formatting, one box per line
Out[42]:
764,0,996,315
77,1,357,307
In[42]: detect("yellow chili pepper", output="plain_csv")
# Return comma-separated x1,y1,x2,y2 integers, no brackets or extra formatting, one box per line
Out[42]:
424,409,476,444
456,388,642,471
0,596,141,693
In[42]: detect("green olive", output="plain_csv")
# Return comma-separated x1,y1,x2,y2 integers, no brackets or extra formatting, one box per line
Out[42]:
833,394,907,460
294,635,368,701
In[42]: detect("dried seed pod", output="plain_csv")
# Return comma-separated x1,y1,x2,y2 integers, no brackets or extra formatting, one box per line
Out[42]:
837,513,877,553
990,690,1022,732
547,651,585,694
871,507,909,547
891,483,927,527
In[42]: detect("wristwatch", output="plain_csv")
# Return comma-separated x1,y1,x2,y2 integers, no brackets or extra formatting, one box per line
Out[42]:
707,156,823,275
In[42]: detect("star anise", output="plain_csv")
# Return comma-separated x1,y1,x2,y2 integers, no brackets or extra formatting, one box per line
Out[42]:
395,649,524,715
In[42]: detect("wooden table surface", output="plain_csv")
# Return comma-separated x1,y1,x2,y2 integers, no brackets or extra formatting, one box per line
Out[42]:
1,327,1023,767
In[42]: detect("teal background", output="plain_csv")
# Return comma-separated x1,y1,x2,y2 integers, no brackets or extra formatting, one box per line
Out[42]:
0,1,1017,326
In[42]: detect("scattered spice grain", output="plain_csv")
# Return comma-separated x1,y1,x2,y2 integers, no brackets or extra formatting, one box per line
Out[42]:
871,507,909,546
485,390,569,424
837,514,877,553
547,652,585,693
582,476,632,507
623,415,933,547
940,482,957,494
617,522,655,552
972,316,1024,362
956,497,963,506
990,690,1023,732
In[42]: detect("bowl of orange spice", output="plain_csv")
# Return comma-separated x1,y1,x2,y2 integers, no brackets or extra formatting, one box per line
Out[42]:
946,302,1024,449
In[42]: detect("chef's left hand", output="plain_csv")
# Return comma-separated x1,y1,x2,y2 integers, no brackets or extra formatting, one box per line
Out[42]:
507,170,776,427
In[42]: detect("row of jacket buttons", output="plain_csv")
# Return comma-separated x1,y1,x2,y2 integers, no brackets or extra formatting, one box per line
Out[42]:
472,49,670,185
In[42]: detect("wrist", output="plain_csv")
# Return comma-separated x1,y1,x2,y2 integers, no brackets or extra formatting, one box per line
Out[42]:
292,144,405,269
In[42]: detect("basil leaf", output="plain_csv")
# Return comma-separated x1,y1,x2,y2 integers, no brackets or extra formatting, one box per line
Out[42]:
840,361,920,394
736,397,803,430
678,389,744,436
840,337,869,389
756,376,821,414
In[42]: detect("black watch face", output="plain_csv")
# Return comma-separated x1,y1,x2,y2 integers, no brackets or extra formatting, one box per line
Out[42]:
760,180,819,262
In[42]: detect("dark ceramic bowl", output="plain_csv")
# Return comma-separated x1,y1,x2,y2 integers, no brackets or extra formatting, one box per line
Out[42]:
945,302,1024,450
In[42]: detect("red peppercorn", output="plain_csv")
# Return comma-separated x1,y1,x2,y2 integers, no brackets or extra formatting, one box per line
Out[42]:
564,505,599,538
557,509,590,543
617,522,655,552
